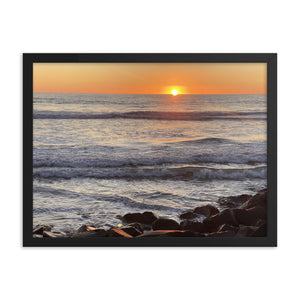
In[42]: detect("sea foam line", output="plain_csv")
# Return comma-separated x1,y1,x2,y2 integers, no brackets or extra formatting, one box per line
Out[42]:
33,110,267,121
33,165,267,180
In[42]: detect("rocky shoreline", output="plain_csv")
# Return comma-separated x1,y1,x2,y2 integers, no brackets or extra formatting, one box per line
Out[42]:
33,189,267,238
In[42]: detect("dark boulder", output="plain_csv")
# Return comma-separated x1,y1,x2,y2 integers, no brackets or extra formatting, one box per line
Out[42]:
218,194,251,208
247,205,267,220
193,205,219,217
152,218,180,230
255,219,266,227
204,206,265,231
33,224,52,235
241,190,267,210
194,232,206,237
72,228,107,238
107,228,133,237
180,220,194,230
43,231,57,238
138,230,196,237
180,220,207,233
126,223,144,233
142,225,152,231
52,231,67,237
250,222,267,237
44,231,68,238
218,224,239,233
235,226,258,237
33,234,43,238
191,222,207,233
141,211,159,224
121,226,142,237
203,208,239,232
207,230,236,237
74,224,96,234
233,208,263,226
123,213,143,223
123,211,158,224
93,228,108,236
179,211,198,220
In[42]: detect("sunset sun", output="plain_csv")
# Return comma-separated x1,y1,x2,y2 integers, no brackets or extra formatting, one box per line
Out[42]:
172,89,178,96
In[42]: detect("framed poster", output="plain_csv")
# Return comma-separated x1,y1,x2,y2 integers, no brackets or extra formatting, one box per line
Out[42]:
23,53,277,246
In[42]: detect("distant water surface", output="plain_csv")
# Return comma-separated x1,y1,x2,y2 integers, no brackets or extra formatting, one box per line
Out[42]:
33,93,267,232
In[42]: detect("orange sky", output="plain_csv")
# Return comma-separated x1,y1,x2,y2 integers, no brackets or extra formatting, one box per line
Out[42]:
33,63,267,94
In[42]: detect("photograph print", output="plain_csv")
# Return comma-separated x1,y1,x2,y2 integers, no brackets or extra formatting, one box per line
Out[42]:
27,55,275,246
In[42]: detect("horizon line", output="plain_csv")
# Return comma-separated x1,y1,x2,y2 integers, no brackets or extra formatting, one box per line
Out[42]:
33,92,267,95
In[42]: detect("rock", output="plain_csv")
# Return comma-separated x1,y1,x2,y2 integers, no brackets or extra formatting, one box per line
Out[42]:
52,231,67,238
217,190,267,209
179,211,198,219
43,231,57,238
193,205,219,217
72,228,107,238
121,226,142,237
93,228,108,236
218,224,239,233
123,211,159,224
203,204,265,232
33,224,52,235
75,225,96,234
137,230,197,237
194,232,206,237
247,205,267,220
235,226,258,237
251,222,267,237
190,222,207,233
126,223,144,233
207,230,236,237
233,208,263,226
33,234,43,238
142,225,152,231
255,219,266,227
180,220,194,230
152,218,180,230
107,228,133,237
123,213,143,223
241,190,267,209
203,209,239,232
204,206,265,231
180,220,206,232
218,194,251,208
141,211,159,224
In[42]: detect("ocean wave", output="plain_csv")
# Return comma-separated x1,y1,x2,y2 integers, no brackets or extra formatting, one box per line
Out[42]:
33,186,184,213
33,110,266,121
176,137,235,144
33,165,267,181
33,152,266,168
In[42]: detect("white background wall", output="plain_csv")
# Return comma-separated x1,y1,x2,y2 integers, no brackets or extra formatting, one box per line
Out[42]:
1,1,299,299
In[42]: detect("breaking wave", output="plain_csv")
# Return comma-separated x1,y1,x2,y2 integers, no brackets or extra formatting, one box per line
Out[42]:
33,151,266,168
33,165,267,181
33,110,266,121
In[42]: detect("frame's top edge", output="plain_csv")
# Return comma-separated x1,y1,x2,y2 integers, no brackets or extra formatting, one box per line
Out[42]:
23,53,278,56
23,53,277,63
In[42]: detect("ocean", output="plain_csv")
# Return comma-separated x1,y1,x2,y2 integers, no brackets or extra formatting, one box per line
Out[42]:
33,93,267,233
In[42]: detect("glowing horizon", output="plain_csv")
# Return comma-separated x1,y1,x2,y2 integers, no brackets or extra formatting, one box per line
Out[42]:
33,63,267,95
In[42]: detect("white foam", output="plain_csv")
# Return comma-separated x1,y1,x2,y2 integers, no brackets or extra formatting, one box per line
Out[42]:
33,165,267,180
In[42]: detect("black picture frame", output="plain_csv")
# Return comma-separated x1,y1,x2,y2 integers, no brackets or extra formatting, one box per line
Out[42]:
23,53,277,247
